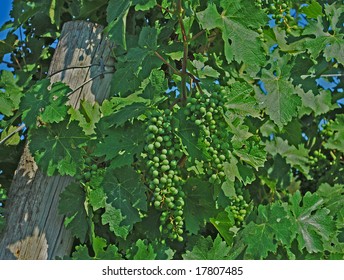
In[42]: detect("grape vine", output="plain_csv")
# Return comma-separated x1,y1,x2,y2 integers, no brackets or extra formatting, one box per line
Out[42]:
0,0,344,260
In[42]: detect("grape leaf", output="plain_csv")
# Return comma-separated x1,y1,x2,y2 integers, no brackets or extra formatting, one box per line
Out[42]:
281,120,303,147
223,156,256,188
58,182,89,242
138,26,158,50
102,103,148,127
220,180,236,198
28,121,89,176
300,0,323,18
141,69,168,102
255,56,302,128
131,208,162,241
219,0,268,29
79,0,107,19
101,93,149,116
184,177,216,234
0,70,23,117
111,48,148,95
92,236,123,260
324,114,344,153
89,188,106,211
49,0,63,26
265,137,310,177
71,245,93,260
242,203,293,259
132,239,157,260
139,52,162,79
302,4,344,65
223,114,253,143
196,1,266,68
150,240,175,260
267,154,294,189
105,0,131,49
94,123,144,168
232,136,266,170
102,203,130,239
317,183,344,215
110,43,162,96
72,240,122,260
41,82,71,122
224,82,261,118
183,234,230,260
337,208,344,229
148,69,167,93
20,79,70,127
290,191,336,253
209,208,235,246
190,59,220,79
133,0,157,11
102,166,147,231
172,110,211,161
68,99,101,135
0,33,17,62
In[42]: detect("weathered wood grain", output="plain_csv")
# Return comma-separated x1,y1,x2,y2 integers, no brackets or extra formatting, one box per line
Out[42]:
0,21,114,260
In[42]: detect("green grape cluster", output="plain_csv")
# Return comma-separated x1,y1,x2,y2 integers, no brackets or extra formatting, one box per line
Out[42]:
255,0,298,33
143,109,185,242
320,119,334,138
300,119,343,191
307,147,332,189
308,120,337,181
228,194,249,226
309,150,327,167
75,156,105,188
184,90,231,186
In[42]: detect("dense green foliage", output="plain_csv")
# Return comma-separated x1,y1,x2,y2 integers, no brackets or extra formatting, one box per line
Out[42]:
1,0,344,259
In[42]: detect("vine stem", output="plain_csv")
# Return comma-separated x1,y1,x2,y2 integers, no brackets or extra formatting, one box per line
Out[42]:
191,30,205,42
156,4,172,13
154,51,180,76
0,123,26,145
301,73,344,78
178,0,188,101
188,74,203,95
66,71,113,97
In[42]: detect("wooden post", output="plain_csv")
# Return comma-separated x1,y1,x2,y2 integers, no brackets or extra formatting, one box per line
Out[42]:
0,21,114,259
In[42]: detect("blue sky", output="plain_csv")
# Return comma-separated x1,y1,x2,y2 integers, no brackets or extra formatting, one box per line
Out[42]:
0,0,13,71
0,0,12,34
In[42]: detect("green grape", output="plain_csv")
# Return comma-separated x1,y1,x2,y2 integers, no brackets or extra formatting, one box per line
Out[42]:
195,119,202,126
84,171,91,180
185,89,232,187
228,190,249,226
199,107,206,114
147,144,154,151
154,142,161,148
148,125,158,133
142,109,186,241
160,154,167,160
91,164,98,171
